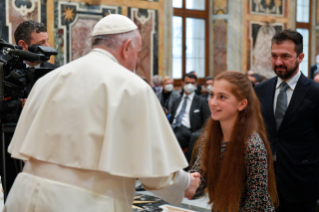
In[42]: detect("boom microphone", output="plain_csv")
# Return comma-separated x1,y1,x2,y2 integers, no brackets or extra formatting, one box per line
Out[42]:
7,49,46,62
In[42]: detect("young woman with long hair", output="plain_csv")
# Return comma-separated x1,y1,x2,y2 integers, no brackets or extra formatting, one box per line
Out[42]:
190,71,278,211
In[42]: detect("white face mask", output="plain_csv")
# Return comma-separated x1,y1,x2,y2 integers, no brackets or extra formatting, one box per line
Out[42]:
316,58,319,65
184,83,196,94
206,85,212,92
164,84,173,92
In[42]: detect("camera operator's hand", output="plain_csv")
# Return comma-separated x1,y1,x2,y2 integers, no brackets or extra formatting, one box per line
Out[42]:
21,98,27,107
184,172,201,200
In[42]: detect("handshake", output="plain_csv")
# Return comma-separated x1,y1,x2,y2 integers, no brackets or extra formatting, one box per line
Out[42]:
185,172,201,200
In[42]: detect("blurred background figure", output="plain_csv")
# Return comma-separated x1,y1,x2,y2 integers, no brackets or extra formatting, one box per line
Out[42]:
170,73,210,163
310,55,319,79
152,75,163,94
141,77,156,93
246,70,255,76
157,76,181,118
201,76,214,102
188,71,202,95
313,70,319,83
248,73,263,87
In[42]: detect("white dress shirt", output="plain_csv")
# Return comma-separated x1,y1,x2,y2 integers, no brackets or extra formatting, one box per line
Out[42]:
173,92,195,129
25,62,41,68
273,70,301,113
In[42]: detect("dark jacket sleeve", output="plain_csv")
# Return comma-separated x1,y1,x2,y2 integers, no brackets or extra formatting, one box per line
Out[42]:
201,99,211,125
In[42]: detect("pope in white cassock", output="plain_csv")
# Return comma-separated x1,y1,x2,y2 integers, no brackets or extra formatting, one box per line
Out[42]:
3,14,201,212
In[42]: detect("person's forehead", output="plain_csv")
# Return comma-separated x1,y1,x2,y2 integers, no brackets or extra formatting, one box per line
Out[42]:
205,79,213,84
30,31,48,41
248,75,256,81
211,80,233,93
271,40,296,53
184,76,196,81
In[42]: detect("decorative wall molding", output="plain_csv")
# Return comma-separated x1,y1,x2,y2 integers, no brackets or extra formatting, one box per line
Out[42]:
128,7,158,83
213,0,228,14
54,0,120,65
2,0,46,44
249,21,283,78
250,0,284,17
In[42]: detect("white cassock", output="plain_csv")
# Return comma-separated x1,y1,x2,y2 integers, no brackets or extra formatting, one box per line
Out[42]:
4,48,189,212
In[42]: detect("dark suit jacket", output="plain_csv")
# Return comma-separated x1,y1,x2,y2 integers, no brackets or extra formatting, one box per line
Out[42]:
41,62,59,69
255,74,319,203
201,93,209,103
25,62,59,96
170,94,211,133
310,64,317,79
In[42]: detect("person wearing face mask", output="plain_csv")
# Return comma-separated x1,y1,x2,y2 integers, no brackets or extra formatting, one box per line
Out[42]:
201,76,214,103
310,55,319,79
157,76,181,118
170,73,211,159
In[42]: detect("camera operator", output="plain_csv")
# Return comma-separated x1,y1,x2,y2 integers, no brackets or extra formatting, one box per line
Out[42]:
14,20,58,69
15,20,59,107
0,21,58,201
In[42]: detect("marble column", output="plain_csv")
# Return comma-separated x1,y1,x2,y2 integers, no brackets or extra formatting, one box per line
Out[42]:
163,0,173,77
227,0,244,73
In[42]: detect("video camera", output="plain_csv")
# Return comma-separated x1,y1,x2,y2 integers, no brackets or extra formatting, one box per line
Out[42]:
0,39,58,123
0,39,57,201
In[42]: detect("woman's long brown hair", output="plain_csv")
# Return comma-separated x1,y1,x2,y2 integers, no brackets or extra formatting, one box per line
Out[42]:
201,71,278,211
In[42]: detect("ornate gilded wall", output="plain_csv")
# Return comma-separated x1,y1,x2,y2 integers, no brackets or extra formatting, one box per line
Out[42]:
243,0,292,78
0,0,164,83
1,0,316,80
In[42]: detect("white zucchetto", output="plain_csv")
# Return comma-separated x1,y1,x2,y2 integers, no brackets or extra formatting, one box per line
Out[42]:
92,14,138,36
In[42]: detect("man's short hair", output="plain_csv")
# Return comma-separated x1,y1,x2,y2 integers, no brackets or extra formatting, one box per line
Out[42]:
152,75,162,85
204,76,214,83
14,21,47,45
182,73,197,82
271,29,303,56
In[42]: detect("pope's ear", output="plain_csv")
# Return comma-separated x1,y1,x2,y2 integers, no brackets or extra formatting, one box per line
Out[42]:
121,39,132,59
18,40,28,51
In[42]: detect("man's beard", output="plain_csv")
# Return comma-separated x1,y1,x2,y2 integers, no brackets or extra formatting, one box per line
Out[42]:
274,60,299,80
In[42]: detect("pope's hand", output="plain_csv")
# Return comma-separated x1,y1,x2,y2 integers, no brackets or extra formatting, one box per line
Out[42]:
184,172,201,200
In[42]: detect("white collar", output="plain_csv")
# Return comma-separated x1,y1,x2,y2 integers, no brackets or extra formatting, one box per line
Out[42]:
276,70,301,91
182,91,195,101
25,62,41,68
91,48,118,63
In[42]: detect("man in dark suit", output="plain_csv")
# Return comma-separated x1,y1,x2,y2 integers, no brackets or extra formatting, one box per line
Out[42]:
14,20,59,69
170,73,210,162
255,29,319,212
310,55,319,79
